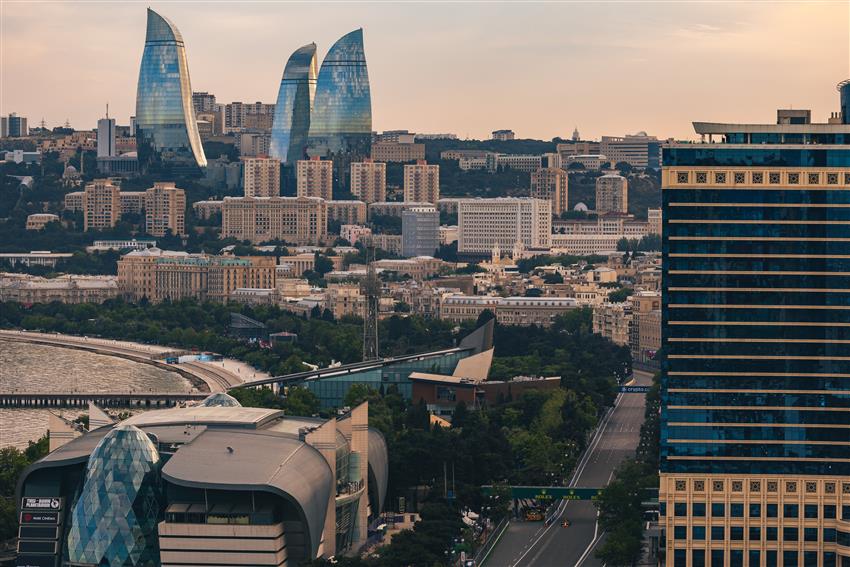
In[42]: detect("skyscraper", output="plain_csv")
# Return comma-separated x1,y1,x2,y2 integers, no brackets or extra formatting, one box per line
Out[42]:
135,8,206,171
660,83,850,567
270,43,317,165
307,29,372,190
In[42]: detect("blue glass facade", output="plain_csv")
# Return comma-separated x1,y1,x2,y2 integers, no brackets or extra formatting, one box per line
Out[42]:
270,43,317,165
135,8,206,171
65,425,163,567
661,148,850,476
307,29,372,190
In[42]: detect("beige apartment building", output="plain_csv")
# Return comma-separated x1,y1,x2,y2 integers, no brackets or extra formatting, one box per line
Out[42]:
530,167,568,215
120,192,146,215
350,159,386,203
242,156,281,197
221,196,327,245
297,157,333,201
276,253,344,279
457,197,552,255
440,295,578,327
82,179,121,231
403,160,439,203
327,200,367,225
371,140,425,163
25,213,59,230
595,173,628,214
325,284,365,319
145,182,186,237
0,274,118,304
592,300,632,346
648,208,662,235
192,200,223,220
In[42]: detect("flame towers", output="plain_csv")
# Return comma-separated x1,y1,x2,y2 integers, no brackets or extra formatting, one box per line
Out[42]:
270,43,318,165
305,29,372,190
135,8,207,172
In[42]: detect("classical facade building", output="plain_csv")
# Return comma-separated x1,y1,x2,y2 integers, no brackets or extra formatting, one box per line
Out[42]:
326,200,367,225
0,274,119,304
221,196,327,245
440,295,578,326
26,213,59,230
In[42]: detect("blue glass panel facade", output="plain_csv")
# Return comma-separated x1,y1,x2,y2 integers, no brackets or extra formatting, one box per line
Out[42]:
135,8,206,171
66,425,163,567
661,145,850,476
270,43,317,165
304,351,466,408
307,29,372,190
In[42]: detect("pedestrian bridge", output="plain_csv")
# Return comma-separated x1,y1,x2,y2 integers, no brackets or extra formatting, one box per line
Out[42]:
481,486,604,501
0,392,209,408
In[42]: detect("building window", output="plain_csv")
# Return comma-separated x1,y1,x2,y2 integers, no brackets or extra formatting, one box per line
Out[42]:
673,526,687,539
769,172,781,184
714,172,727,184
748,551,761,567
805,504,818,519
675,479,687,491
784,504,799,518
749,527,761,541
826,482,836,494
692,549,706,567
674,503,687,516
696,172,708,184
752,172,764,184
734,172,745,184
711,503,725,517
841,505,850,520
844,173,850,185
730,526,744,541
804,527,818,542
673,549,687,567
808,172,820,184
694,480,705,492
766,527,778,541
806,481,817,494
825,552,836,567
711,526,725,540
693,525,706,540
711,550,724,566
676,172,689,184
783,551,798,567
784,527,798,541
767,504,778,518
731,503,744,518
824,528,837,542
786,481,797,493
749,503,761,518
824,505,836,519
841,482,850,494
731,480,743,492
712,480,724,492
693,503,706,517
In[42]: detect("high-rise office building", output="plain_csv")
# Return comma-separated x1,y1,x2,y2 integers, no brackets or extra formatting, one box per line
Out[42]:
307,29,372,190
404,160,439,204
144,182,186,237
595,173,628,214
660,83,850,567
350,159,386,203
530,167,568,216
297,157,333,200
270,43,317,165
97,114,116,158
402,206,440,257
1,113,28,138
135,8,207,170
242,156,281,197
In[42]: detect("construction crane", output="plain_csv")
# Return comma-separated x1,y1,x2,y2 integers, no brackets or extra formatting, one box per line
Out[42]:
361,241,380,361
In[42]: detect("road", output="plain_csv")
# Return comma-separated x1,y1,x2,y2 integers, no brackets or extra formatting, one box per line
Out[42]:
484,369,652,567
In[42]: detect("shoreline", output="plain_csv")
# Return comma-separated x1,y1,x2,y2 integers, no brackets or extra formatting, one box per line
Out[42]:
0,329,268,393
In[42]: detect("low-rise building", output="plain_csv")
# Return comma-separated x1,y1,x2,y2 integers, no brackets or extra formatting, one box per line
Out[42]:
192,200,223,220
551,214,653,255
340,225,372,245
86,239,156,252
440,295,578,326
25,213,59,230
492,154,541,173
0,251,73,268
592,301,632,346
0,273,118,304
369,234,402,255
368,201,432,219
277,253,344,279
371,140,425,163
565,154,609,170
327,200,367,225
492,129,515,141
325,283,365,319
374,257,448,281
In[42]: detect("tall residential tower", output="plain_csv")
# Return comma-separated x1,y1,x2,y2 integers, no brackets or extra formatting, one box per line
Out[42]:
135,8,207,171
660,83,850,567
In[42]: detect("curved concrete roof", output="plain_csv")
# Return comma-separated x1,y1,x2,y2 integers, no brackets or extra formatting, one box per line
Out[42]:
367,428,388,514
161,429,333,558
120,406,283,429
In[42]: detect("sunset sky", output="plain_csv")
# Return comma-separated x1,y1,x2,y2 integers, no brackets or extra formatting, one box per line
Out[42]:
1,1,848,140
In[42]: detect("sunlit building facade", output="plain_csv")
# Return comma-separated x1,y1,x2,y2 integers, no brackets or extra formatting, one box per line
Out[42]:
270,43,317,165
660,85,850,566
135,8,207,171
307,29,372,190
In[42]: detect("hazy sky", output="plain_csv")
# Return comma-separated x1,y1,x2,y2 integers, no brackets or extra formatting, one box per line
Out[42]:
1,1,849,140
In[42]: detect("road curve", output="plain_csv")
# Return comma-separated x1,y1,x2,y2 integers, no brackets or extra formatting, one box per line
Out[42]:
484,369,652,567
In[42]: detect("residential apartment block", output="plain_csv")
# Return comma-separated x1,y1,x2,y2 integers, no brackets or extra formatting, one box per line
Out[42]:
242,156,281,198
221,196,327,245
595,173,628,214
403,160,440,203
297,157,333,201
530,167,569,216
350,159,387,203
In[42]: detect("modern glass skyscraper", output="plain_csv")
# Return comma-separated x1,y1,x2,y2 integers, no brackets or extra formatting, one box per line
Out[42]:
307,29,372,191
660,86,850,567
270,43,317,165
135,8,207,171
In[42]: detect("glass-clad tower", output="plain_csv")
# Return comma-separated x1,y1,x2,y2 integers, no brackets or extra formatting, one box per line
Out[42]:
307,29,372,191
135,8,207,171
270,43,317,165
660,86,850,567
66,425,163,567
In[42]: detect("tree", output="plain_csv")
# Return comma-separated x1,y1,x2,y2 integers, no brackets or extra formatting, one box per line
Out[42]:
314,253,334,276
568,161,585,170
615,161,634,175
476,309,496,328
283,386,320,416
608,287,633,303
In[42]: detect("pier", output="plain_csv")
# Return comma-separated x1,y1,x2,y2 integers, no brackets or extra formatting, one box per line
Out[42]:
0,391,209,408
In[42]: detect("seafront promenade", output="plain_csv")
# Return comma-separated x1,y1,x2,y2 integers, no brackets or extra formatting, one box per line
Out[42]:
0,329,268,393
